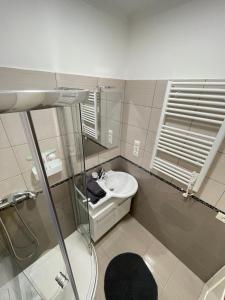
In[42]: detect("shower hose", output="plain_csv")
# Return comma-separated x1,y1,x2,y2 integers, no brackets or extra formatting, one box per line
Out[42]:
0,205,39,261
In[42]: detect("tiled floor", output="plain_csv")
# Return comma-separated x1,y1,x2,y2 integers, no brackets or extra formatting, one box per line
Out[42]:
94,215,204,300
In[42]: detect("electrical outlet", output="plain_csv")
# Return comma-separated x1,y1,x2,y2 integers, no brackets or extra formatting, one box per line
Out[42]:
108,129,113,144
216,212,225,224
133,140,140,157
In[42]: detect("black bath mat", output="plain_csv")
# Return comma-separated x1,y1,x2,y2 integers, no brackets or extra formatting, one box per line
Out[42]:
104,253,158,300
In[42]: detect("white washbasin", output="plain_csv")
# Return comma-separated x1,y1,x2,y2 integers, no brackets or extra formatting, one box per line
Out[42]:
88,170,138,210
101,171,138,198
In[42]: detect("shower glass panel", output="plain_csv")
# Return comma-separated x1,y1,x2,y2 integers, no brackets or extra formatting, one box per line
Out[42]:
0,90,97,300
0,142,75,299
56,104,91,246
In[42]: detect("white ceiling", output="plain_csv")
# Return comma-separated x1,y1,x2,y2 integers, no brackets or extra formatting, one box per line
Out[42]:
83,0,192,20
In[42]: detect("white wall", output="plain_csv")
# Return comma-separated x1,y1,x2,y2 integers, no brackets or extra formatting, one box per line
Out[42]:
126,0,225,79
0,0,128,78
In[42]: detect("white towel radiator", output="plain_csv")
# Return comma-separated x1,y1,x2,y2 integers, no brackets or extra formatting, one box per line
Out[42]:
150,81,225,196
80,91,99,140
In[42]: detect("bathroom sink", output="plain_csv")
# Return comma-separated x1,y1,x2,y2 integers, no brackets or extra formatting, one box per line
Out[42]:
87,170,138,210
103,171,138,198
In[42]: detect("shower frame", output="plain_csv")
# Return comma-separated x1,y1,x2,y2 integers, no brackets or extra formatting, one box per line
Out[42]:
0,89,95,300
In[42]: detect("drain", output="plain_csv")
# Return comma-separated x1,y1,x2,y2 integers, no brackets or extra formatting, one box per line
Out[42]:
109,188,114,191
55,272,69,289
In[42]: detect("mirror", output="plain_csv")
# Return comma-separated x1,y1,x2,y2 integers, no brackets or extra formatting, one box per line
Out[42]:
81,86,122,158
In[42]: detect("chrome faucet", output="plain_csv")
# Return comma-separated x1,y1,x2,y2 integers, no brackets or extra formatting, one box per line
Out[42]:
98,168,108,181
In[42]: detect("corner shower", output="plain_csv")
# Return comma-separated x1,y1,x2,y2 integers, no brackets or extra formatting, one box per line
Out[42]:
0,90,97,300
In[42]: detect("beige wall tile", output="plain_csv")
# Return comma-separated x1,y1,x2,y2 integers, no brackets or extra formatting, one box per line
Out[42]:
0,175,27,198
106,119,121,139
106,101,122,122
122,103,151,129
14,137,64,173
148,108,161,132
1,113,27,146
216,192,225,212
125,80,156,107
13,144,32,173
99,147,120,164
121,124,147,149
0,148,20,181
140,151,152,170
0,120,10,148
22,159,68,191
0,67,56,90
145,131,156,152
152,80,167,108
85,153,99,170
121,141,143,165
197,177,225,206
207,153,225,185
39,137,64,160
98,78,125,91
56,73,98,90
31,108,60,140
125,80,156,90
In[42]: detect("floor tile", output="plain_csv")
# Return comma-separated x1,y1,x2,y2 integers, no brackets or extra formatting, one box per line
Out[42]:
143,238,180,288
162,261,204,300
95,215,204,300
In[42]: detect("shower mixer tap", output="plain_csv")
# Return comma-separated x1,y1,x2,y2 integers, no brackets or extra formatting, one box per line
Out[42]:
0,191,38,210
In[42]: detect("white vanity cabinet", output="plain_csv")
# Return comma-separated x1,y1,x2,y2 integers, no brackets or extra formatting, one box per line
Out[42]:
89,197,132,242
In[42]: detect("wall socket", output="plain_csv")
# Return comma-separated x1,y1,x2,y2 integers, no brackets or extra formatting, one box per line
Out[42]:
216,212,225,224
108,129,113,144
133,140,140,157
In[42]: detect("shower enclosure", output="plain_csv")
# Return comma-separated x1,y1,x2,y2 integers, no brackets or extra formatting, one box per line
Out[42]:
0,90,97,299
